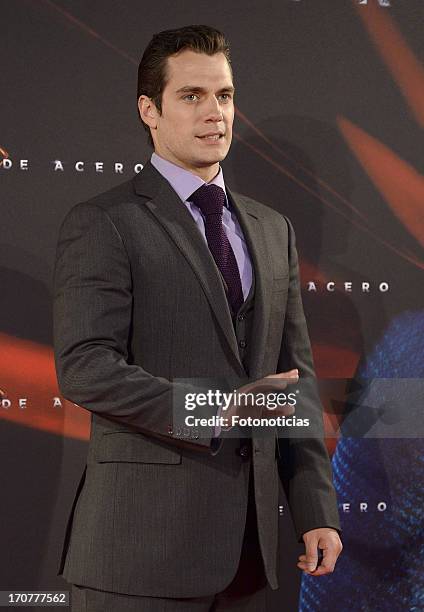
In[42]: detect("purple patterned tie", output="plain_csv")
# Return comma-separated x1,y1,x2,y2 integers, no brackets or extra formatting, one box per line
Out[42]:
190,184,244,315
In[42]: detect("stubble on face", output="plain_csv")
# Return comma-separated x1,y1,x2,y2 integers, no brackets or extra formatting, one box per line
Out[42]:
152,49,235,182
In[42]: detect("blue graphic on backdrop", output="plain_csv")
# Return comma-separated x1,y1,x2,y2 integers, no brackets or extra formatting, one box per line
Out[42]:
300,310,424,612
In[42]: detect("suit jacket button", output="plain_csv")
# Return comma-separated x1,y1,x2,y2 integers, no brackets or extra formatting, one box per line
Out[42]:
237,444,251,460
239,340,246,348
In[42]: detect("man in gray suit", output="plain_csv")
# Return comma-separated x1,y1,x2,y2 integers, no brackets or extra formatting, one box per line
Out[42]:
53,24,342,611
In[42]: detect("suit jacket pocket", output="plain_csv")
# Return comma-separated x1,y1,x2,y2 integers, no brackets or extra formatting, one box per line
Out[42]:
95,431,182,464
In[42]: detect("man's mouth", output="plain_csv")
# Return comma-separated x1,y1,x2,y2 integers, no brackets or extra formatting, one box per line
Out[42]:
196,134,224,140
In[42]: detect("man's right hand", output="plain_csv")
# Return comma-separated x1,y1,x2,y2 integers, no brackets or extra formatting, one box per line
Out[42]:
220,368,299,430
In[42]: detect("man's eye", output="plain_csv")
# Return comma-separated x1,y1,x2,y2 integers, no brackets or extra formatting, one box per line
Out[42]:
183,94,198,101
219,94,232,101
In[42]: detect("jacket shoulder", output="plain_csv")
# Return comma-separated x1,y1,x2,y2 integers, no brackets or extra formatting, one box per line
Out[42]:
58,177,138,232
80,177,136,212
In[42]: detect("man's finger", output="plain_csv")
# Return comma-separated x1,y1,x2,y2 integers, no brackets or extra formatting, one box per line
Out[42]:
308,540,340,576
241,370,299,394
257,371,299,392
265,369,298,383
266,368,298,378
303,539,319,572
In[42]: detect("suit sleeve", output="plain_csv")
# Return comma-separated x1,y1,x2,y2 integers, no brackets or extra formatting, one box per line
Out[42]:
277,215,341,542
53,202,223,455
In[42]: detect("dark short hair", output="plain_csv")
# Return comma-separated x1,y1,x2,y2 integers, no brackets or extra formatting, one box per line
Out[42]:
137,25,232,148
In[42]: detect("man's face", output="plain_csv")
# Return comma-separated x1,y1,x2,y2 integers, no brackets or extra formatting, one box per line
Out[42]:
139,49,234,179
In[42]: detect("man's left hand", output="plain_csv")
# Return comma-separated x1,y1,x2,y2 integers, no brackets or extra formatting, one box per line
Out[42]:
297,528,342,576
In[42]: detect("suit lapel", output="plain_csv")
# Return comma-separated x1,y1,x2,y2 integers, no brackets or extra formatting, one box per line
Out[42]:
133,161,244,373
226,188,273,379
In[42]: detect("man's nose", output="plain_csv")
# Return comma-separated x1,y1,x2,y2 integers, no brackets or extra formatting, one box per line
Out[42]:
204,95,223,121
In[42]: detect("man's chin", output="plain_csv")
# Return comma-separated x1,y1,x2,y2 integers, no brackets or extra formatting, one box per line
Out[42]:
194,158,224,168
191,150,229,167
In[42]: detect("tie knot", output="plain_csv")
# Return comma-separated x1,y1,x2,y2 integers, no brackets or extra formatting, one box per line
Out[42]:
189,184,226,217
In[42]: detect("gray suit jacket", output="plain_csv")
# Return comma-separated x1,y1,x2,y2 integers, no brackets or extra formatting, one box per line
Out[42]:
53,159,341,598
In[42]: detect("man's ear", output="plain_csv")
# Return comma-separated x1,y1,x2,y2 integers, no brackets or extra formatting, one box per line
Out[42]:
138,95,158,130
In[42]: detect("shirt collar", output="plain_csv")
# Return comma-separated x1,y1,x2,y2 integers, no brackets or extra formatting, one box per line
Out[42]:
150,152,229,208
